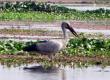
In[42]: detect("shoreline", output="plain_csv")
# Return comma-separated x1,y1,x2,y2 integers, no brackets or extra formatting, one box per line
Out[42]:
0,54,110,67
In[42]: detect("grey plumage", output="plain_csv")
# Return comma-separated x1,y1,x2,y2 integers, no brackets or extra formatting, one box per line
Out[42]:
23,22,78,59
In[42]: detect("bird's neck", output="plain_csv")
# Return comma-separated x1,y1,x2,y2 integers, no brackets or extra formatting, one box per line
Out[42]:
61,26,70,48
63,38,69,46
63,28,69,46
62,25,68,39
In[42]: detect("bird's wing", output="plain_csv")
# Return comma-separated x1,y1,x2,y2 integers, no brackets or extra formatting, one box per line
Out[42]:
23,40,48,51
37,40,48,43
36,40,61,54
23,40,61,54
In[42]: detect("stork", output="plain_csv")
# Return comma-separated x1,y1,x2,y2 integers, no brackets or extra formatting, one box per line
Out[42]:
23,22,78,59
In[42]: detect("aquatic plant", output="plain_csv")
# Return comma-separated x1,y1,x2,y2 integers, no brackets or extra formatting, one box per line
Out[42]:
0,1,69,13
0,40,25,54
65,37,110,56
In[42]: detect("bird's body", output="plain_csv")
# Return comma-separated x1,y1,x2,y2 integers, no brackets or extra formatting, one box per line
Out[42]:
36,40,63,54
23,22,78,59
24,39,65,58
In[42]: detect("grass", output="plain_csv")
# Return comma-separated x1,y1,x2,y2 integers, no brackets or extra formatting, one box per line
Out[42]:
0,11,109,22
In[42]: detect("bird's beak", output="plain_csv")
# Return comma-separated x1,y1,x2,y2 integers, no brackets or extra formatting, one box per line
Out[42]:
69,27,78,37
66,24,78,37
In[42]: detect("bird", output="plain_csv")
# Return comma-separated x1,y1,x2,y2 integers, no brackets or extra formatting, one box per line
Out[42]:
23,22,78,59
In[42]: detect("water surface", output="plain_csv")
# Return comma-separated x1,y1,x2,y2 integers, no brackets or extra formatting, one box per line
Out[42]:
58,4,110,11
0,64,110,80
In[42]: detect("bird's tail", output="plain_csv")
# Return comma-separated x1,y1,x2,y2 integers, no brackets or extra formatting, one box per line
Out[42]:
23,44,38,52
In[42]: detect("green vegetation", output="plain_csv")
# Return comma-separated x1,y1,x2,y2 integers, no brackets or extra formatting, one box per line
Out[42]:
0,1,69,13
0,40,44,54
65,37,110,56
0,1,109,21
0,10,109,22
0,40,25,54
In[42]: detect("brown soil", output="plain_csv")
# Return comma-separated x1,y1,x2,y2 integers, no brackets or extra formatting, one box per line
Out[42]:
0,54,110,67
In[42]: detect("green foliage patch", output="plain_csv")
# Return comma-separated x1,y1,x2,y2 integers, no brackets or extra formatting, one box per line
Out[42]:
64,37,110,56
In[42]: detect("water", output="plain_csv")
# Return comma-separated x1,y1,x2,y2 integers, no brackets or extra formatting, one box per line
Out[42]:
0,64,110,80
57,4,110,11
66,6,110,11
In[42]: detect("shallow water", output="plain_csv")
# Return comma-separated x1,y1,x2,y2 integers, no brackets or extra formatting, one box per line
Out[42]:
58,4,110,11
66,6,110,11
0,64,110,80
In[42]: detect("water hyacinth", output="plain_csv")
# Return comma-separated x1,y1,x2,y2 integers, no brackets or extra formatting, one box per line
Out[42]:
0,40,25,54
65,37,110,56
0,1,69,13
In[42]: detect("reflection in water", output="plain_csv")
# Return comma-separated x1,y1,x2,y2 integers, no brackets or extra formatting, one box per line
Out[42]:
0,64,110,80
23,65,59,73
61,69,66,80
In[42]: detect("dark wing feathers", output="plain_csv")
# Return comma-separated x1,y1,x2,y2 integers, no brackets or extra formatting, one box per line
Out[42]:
23,44,38,51
23,40,48,51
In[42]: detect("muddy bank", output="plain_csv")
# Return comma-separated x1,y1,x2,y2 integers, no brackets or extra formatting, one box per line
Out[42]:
0,53,110,67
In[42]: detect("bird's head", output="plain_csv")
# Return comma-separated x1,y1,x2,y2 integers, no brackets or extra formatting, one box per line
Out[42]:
61,22,78,37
